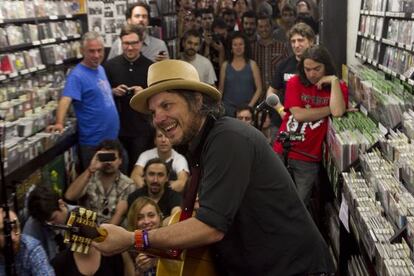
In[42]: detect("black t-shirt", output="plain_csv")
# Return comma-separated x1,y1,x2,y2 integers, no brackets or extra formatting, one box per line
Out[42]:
127,186,182,218
51,249,124,276
103,55,153,137
269,55,298,127
191,117,334,275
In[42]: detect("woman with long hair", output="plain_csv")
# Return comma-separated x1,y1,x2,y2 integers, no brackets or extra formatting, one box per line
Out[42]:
219,31,262,117
124,197,163,276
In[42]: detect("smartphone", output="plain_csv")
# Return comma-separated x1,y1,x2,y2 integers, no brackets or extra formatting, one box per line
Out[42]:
97,152,116,162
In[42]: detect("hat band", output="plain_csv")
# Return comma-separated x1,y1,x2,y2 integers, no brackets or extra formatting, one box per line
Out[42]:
150,77,185,87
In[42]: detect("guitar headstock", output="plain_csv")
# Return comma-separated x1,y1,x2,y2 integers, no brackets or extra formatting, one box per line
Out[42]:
63,207,107,254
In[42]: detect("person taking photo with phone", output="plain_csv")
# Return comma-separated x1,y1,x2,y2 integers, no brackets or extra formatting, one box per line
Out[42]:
65,140,136,224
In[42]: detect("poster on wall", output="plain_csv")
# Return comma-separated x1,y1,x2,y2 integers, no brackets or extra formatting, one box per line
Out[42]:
87,0,129,47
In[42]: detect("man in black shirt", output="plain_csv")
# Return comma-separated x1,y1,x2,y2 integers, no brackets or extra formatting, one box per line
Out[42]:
127,158,181,220
94,60,334,275
103,24,154,174
266,22,316,128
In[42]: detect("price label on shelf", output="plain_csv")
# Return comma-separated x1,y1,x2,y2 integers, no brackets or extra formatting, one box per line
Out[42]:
9,72,18,78
0,20,3,24
360,105,368,116
372,61,378,67
391,71,397,77
48,38,56,43
55,60,63,65
61,36,68,41
378,123,388,136
38,64,46,70
408,79,414,86
339,194,349,233
29,67,37,72
32,41,41,46
398,42,405,48
400,75,407,81
20,69,29,75
66,14,73,18
0,75,6,81
49,15,58,20
378,64,384,70
367,58,372,63
41,39,49,44
73,34,80,38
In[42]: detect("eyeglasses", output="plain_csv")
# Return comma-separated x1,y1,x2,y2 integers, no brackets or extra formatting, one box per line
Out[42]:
122,41,141,47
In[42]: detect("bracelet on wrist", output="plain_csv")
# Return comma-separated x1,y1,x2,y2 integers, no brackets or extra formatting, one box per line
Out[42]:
134,230,150,250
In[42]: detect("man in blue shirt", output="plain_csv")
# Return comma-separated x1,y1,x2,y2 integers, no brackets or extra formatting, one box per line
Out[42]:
1,208,55,275
49,31,120,170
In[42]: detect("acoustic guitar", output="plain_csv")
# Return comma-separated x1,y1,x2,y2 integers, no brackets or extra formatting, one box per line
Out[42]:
51,207,218,276
155,211,218,276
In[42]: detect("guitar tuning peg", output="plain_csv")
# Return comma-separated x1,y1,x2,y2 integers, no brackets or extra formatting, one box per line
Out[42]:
76,243,84,253
71,241,77,251
79,207,85,217
83,244,90,254
86,209,92,219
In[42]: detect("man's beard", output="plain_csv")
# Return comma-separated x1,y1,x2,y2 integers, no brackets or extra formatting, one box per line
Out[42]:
179,113,203,145
185,49,196,57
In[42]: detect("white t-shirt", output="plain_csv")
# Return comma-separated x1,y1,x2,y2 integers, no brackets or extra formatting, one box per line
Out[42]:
185,54,217,85
136,148,189,174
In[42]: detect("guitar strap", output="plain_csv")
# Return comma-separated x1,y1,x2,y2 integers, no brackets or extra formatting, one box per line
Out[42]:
178,115,217,222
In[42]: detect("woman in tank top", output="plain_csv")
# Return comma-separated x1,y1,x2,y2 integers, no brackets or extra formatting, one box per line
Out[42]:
218,31,262,117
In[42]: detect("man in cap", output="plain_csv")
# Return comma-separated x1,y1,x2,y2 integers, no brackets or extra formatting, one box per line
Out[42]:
93,60,334,275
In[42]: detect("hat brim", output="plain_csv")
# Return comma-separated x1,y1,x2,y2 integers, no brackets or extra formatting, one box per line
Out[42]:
130,79,222,114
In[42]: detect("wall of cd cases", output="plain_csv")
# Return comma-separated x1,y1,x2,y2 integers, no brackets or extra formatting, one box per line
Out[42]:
0,0,86,177
356,0,414,86
0,0,87,81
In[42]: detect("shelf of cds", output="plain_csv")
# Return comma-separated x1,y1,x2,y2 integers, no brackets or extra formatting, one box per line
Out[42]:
356,0,414,87
0,0,87,82
0,0,85,176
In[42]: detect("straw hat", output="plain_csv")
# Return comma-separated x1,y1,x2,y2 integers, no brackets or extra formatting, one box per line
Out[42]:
130,59,221,114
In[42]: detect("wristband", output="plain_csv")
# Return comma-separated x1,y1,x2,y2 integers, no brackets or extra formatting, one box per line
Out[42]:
276,106,284,114
134,230,150,250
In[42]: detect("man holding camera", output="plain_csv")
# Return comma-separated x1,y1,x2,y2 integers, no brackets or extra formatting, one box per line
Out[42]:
104,24,154,174
65,140,136,224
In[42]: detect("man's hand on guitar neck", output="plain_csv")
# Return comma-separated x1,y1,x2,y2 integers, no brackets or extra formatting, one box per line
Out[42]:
91,223,134,255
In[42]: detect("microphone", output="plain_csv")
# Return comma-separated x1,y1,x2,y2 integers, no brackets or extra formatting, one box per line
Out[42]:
255,94,280,112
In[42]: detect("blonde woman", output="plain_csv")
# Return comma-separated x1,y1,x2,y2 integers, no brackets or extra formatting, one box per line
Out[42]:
124,197,163,276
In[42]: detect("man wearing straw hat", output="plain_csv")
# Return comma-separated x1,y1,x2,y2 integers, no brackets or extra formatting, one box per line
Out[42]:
93,59,334,275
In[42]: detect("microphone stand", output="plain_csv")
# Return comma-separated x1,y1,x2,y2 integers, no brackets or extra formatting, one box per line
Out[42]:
278,133,318,182
1,129,16,275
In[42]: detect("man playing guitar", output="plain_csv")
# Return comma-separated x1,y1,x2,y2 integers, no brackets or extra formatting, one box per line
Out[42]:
92,60,334,275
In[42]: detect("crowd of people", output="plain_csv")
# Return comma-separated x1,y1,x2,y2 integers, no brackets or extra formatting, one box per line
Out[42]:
0,0,350,275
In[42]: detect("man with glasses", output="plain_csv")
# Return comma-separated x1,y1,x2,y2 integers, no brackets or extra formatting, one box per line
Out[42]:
104,24,154,174
107,1,169,62
0,208,54,275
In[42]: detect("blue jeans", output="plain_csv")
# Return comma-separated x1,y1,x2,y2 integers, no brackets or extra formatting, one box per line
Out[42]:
287,158,320,206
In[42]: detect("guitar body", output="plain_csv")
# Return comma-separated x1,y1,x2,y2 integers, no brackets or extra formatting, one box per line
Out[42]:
156,212,219,276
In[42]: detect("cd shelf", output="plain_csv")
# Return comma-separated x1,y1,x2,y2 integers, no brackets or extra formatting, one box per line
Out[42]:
356,1,414,87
